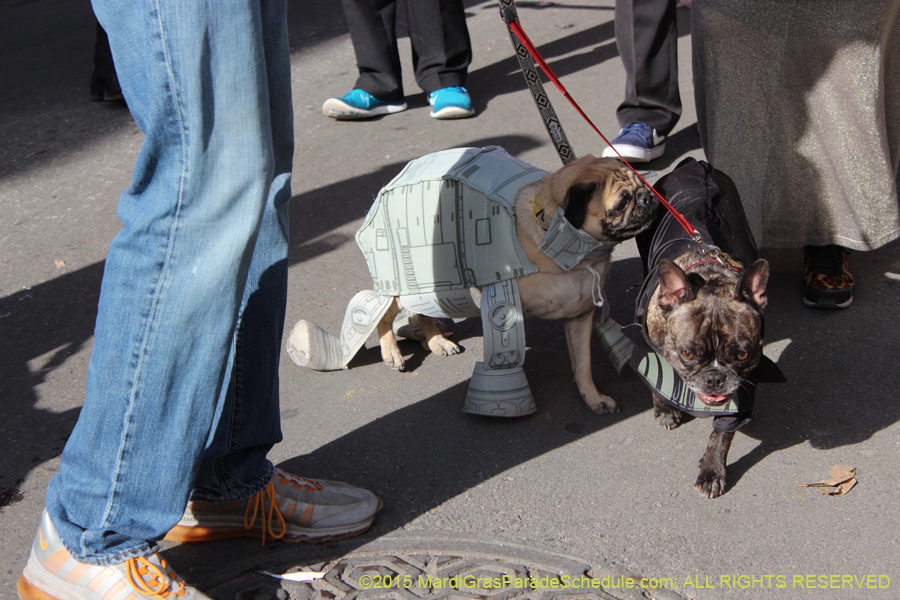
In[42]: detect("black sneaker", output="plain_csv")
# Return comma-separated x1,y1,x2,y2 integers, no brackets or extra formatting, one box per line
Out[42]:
802,245,854,309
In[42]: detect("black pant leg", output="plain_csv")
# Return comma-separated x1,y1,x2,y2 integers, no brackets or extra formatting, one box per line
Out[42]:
405,0,472,94
90,21,122,101
341,0,405,101
614,0,681,135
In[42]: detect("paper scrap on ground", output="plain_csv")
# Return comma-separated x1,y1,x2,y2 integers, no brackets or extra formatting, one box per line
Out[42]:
798,464,857,495
260,571,326,582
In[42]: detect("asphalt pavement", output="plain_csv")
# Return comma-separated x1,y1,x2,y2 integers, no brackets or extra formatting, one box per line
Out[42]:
2,1,899,599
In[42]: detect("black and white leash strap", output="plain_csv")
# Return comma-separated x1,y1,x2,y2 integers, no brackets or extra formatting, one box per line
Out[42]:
498,0,576,166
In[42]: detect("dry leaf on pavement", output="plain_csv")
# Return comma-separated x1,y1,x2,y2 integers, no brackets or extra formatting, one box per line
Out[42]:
798,464,857,496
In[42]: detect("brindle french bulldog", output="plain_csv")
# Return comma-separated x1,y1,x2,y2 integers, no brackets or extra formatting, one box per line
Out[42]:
637,158,770,498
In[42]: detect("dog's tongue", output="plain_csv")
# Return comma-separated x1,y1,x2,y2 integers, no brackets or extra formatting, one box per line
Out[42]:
697,393,728,406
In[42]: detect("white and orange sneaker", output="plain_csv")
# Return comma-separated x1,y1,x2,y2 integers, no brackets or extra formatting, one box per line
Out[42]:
18,510,208,600
165,469,382,544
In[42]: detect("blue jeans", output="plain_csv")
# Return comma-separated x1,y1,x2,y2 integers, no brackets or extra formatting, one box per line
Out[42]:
44,0,293,566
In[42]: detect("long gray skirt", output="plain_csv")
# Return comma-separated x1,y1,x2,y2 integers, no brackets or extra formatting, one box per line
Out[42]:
692,0,900,250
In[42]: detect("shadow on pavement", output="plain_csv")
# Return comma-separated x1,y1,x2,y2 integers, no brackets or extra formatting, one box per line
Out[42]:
0,262,104,507
723,243,900,488
159,243,900,592
0,0,651,183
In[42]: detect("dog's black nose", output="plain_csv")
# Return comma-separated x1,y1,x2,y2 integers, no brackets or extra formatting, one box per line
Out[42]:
703,369,727,390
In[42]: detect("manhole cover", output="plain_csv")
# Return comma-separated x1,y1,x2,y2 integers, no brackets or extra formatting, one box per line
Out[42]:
196,535,690,600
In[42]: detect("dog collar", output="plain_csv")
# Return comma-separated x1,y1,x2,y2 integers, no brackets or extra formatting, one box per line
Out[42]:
685,246,743,274
538,207,617,271
533,192,552,230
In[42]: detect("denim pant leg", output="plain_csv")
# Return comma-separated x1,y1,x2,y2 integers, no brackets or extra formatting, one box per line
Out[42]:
45,0,292,566
191,2,294,503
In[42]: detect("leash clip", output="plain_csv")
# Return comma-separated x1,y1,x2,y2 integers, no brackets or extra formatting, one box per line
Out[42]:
499,5,517,24
704,245,729,268
703,244,743,273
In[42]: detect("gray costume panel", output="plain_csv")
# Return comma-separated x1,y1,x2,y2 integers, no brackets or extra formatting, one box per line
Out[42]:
356,146,547,297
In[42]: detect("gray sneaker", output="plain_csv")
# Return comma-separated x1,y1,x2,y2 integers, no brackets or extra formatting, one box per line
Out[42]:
18,510,210,600
164,469,382,544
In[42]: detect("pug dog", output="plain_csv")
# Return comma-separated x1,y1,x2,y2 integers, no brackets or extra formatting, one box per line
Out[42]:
635,158,770,498
290,148,658,412
371,149,657,413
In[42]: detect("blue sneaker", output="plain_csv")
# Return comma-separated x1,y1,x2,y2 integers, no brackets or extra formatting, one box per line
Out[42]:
601,122,666,162
428,86,475,119
322,89,407,120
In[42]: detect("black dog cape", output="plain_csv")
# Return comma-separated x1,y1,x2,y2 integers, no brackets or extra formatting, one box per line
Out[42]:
623,157,785,433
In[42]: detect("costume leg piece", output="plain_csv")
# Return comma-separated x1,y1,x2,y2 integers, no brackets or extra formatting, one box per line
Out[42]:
287,291,392,371
592,317,635,374
463,280,536,417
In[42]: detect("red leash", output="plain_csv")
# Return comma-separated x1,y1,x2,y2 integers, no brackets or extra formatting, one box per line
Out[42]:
503,12,700,240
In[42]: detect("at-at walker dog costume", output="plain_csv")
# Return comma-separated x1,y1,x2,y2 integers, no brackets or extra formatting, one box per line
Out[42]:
287,146,616,417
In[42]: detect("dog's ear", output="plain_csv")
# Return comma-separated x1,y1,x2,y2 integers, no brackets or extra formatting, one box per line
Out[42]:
561,182,597,230
657,259,693,308
736,258,769,310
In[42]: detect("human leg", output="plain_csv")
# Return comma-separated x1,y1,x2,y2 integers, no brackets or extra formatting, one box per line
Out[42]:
404,0,474,119
613,0,681,134
42,0,288,565
166,2,383,545
189,0,295,504
322,0,408,119
405,0,471,94
603,0,680,160
89,20,122,102
340,0,405,101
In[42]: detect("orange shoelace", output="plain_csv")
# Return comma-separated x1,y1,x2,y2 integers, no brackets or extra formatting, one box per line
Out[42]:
242,471,323,544
125,555,186,598
243,481,286,545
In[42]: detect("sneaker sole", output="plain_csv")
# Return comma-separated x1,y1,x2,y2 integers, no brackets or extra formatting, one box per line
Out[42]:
18,562,102,600
165,498,383,544
802,295,853,309
322,99,406,120
601,143,665,162
17,575,57,600
430,106,475,120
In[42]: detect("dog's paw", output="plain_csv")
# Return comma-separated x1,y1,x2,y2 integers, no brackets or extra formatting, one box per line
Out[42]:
653,404,682,430
425,335,460,357
584,393,619,414
381,346,406,371
694,469,727,499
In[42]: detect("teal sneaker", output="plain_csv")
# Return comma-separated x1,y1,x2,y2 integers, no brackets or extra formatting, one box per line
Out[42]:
322,89,407,120
18,510,211,600
428,86,475,119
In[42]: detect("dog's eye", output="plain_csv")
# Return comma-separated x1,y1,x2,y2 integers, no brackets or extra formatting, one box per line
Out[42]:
680,350,694,361
737,350,749,361
609,192,632,216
